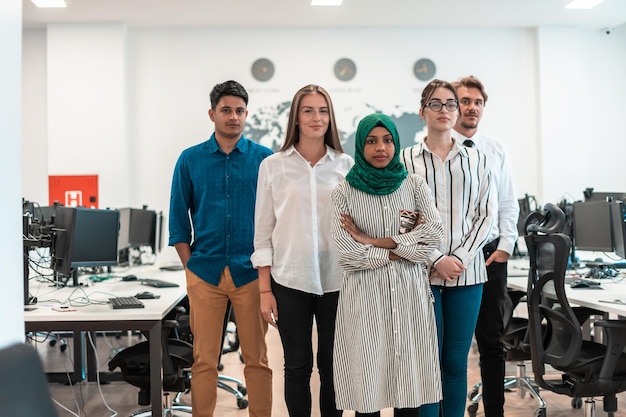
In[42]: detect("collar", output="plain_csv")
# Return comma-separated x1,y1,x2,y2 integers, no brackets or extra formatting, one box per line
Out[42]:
420,137,470,159
452,128,481,145
285,144,336,162
207,133,248,154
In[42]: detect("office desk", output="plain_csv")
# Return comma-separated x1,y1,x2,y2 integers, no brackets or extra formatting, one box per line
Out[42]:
25,266,187,417
507,257,626,316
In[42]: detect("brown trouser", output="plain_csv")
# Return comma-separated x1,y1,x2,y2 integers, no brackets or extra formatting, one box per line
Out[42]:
186,267,272,417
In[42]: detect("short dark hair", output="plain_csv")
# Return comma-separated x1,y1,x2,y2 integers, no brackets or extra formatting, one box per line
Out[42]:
452,75,489,104
209,80,248,110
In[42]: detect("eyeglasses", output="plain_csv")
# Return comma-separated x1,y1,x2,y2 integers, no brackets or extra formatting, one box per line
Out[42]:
424,101,459,112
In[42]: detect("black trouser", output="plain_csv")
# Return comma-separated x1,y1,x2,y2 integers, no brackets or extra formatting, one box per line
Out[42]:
475,239,509,417
271,280,342,417
355,408,420,417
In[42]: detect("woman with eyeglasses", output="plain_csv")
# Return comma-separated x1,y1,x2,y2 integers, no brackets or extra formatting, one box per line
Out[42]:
400,79,496,417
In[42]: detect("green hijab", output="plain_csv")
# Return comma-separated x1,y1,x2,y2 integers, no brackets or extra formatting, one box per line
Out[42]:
345,113,408,195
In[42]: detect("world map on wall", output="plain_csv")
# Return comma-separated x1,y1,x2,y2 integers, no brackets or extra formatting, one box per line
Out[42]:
244,101,426,155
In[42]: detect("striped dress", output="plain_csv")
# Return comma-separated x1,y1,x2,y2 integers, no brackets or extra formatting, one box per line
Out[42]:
331,174,444,413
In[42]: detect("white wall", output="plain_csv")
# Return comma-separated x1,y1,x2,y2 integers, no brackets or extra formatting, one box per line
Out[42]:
536,26,626,204
1,0,25,348
21,24,626,264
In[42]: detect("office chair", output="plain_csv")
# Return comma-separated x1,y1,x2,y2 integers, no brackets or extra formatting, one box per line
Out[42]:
108,319,194,416
526,203,626,417
468,204,601,416
0,343,60,417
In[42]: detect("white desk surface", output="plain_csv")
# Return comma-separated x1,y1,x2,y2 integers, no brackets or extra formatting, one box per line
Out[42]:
507,257,626,317
25,265,186,322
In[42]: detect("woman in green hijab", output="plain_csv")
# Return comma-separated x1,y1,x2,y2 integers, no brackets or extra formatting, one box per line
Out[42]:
331,113,444,416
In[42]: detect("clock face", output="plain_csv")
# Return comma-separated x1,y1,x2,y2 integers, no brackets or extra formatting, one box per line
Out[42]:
334,58,357,82
413,58,436,81
251,58,275,82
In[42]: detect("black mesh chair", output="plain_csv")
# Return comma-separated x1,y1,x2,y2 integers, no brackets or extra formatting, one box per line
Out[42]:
108,320,193,416
526,203,626,417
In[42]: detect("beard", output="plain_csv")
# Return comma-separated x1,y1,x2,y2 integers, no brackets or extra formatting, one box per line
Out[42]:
460,119,479,130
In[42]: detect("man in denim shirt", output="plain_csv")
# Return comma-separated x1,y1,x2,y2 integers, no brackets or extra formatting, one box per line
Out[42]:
169,80,273,417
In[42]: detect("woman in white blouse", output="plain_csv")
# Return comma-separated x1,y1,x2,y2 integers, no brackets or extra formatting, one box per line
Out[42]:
331,113,444,416
400,79,496,417
251,84,354,417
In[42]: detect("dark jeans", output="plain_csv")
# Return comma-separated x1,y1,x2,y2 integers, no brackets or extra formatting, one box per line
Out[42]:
475,239,509,417
355,408,420,417
271,279,342,417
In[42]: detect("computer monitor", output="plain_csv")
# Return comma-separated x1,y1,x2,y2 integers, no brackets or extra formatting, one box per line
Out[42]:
117,207,157,251
34,205,58,226
583,188,626,203
52,207,120,278
572,201,613,252
517,194,538,236
610,201,626,259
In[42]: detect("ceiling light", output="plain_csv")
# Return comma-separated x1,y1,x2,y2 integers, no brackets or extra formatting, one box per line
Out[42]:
311,0,343,6
564,0,605,9
31,0,67,7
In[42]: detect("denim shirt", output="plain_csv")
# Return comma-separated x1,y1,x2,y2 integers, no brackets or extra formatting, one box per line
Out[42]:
168,134,273,287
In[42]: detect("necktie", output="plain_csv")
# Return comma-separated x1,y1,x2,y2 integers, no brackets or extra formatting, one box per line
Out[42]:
463,139,475,148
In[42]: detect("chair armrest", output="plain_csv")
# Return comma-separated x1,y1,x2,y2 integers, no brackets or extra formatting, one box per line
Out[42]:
592,320,626,390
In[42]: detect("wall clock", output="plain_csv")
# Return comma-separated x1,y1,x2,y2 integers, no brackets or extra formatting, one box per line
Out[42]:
251,58,275,82
413,58,436,81
334,58,357,82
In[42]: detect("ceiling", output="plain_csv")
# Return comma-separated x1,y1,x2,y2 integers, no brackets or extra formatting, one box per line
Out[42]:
22,0,626,30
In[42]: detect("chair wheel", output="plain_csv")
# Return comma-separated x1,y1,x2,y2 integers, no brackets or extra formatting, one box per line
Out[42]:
468,388,479,400
534,408,546,417
237,398,248,409
467,403,479,415
571,397,582,409
238,385,247,396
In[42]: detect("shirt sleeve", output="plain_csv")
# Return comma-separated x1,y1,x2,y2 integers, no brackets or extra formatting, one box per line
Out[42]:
450,153,497,265
168,154,193,246
390,176,443,263
331,185,392,272
251,159,276,268
495,146,519,255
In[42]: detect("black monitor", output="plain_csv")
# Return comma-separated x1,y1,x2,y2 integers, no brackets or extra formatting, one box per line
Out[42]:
610,201,626,259
35,205,57,226
117,207,157,251
573,201,613,252
517,194,538,236
583,188,626,203
52,207,120,278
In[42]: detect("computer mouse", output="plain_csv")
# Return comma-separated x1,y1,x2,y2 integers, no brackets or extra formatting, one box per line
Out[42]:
122,274,138,281
135,291,157,299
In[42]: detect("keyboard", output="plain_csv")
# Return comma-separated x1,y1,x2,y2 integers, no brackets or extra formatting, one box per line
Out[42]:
109,296,145,309
141,278,180,288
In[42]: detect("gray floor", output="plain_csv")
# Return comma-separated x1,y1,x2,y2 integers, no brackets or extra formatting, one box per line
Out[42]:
35,327,625,417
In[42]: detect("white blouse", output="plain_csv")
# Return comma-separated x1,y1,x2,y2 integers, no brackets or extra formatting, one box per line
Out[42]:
251,145,354,295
